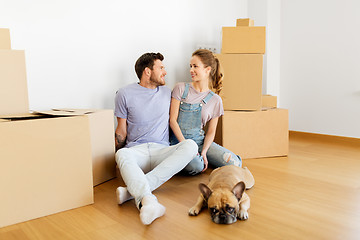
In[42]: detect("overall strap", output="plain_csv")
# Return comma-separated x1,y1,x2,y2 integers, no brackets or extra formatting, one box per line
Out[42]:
202,91,215,104
181,83,191,100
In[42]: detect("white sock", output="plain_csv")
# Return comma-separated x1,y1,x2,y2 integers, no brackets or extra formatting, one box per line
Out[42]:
116,186,133,205
139,196,166,225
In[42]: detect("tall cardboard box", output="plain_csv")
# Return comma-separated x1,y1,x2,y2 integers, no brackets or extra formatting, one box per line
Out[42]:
222,26,266,54
0,28,11,49
216,54,263,111
0,50,29,115
214,109,289,159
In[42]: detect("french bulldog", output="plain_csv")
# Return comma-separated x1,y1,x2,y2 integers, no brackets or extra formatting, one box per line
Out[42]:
188,165,255,224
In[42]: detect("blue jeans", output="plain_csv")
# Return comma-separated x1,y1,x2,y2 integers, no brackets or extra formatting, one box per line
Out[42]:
184,142,242,175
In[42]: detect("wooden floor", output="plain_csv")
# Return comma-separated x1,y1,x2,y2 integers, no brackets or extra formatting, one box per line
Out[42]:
1,132,360,240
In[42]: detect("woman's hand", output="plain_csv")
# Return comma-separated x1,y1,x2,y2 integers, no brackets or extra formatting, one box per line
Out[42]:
201,152,208,172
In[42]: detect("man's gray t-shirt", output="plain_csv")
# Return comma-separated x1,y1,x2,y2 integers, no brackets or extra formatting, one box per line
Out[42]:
115,83,171,148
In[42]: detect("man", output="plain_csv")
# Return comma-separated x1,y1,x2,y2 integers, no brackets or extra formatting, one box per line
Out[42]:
114,52,198,225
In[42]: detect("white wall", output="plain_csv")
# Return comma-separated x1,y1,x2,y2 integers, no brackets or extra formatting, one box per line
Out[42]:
0,0,247,111
281,0,360,138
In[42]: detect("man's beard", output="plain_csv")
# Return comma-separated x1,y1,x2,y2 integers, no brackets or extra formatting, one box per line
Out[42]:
150,75,165,86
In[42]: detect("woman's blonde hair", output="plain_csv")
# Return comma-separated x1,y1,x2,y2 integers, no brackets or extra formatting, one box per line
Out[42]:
192,49,223,94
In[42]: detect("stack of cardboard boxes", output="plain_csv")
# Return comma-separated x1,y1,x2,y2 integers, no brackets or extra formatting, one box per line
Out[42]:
0,29,116,227
214,19,289,159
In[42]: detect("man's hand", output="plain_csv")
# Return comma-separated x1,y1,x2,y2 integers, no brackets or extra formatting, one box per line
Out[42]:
115,117,127,151
115,132,126,151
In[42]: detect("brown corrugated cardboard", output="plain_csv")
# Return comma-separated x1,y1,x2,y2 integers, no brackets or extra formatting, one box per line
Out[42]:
36,109,116,186
0,115,94,228
222,26,266,54
0,28,11,49
262,95,277,109
236,18,254,26
214,109,289,159
216,54,263,111
0,50,29,115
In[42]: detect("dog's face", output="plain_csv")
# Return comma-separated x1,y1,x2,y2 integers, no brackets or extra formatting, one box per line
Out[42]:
199,182,245,224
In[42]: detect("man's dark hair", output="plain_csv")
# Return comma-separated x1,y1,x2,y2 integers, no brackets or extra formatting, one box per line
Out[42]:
135,52,164,80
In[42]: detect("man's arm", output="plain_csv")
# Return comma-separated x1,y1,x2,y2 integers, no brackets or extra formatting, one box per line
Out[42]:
115,117,127,151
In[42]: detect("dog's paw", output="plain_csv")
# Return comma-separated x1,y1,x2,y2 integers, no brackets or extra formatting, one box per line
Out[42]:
188,206,201,216
238,209,249,220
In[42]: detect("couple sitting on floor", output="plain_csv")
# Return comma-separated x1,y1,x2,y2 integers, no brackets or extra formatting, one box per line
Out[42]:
114,50,242,225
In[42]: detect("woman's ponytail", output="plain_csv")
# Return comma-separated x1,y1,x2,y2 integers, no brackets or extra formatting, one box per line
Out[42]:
212,57,223,94
192,49,224,94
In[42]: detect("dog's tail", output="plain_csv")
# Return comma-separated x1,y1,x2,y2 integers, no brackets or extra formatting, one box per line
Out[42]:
243,167,255,189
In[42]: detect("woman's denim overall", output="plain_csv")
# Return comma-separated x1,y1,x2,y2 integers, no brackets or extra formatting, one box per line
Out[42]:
170,83,242,175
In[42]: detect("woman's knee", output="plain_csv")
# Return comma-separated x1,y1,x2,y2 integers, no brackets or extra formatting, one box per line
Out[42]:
222,152,242,167
183,155,204,175
207,143,242,167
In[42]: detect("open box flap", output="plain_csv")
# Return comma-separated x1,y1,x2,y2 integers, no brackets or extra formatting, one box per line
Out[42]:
0,113,40,120
261,107,277,111
33,109,96,117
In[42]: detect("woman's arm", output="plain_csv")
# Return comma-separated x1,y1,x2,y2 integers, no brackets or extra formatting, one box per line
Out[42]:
200,116,219,172
169,98,186,142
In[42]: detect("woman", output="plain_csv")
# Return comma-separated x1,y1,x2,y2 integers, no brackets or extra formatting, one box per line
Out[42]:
169,49,242,175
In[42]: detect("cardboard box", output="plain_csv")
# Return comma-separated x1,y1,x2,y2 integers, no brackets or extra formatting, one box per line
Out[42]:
0,114,94,228
36,109,116,186
222,26,266,54
214,109,288,159
0,28,11,49
0,109,116,227
0,50,29,115
236,18,254,26
216,54,263,111
262,95,277,109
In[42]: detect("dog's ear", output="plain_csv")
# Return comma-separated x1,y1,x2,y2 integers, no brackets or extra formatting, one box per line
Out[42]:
232,181,245,201
199,183,212,201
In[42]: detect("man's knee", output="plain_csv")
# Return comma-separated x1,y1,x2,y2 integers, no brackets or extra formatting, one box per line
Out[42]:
115,148,132,167
181,139,198,154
